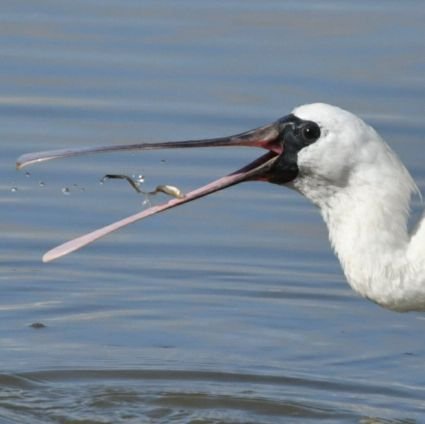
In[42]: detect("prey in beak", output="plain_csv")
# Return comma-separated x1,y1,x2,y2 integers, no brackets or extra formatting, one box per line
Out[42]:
16,113,321,262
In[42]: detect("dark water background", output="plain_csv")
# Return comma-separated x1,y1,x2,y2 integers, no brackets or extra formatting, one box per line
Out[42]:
1,1,425,423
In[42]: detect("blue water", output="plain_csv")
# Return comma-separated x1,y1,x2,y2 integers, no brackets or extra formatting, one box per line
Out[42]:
1,1,425,422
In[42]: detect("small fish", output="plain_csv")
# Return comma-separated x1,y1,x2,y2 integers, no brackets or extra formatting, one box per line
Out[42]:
154,184,185,199
101,174,185,199
101,174,143,193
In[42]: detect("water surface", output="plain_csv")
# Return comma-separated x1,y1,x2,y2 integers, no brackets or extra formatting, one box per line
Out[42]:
1,1,425,423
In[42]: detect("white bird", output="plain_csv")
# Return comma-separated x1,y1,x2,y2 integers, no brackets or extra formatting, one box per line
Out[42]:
16,103,425,312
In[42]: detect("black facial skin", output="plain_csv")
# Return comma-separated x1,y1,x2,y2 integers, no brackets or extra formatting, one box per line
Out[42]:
267,114,321,184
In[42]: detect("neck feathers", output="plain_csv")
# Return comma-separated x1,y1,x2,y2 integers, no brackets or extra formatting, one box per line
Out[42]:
296,141,424,311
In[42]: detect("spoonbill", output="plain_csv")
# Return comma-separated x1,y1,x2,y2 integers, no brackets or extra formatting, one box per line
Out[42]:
17,103,425,312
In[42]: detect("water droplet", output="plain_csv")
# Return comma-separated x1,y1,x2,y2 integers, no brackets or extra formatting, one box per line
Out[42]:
39,181,45,187
10,187,18,193
25,171,31,178
142,197,151,208
62,187,71,195
131,174,144,186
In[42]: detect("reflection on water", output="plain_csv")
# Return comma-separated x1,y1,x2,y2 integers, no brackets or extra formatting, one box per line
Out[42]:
1,0,425,423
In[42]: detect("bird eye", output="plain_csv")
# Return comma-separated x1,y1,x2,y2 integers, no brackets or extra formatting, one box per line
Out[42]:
301,123,321,143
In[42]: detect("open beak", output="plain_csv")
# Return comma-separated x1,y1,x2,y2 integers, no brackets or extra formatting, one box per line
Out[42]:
17,119,287,262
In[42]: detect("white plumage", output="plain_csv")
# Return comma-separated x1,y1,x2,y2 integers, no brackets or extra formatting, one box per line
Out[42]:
291,104,424,311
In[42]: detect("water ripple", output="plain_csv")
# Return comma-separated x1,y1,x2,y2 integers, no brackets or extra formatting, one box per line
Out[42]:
0,369,421,423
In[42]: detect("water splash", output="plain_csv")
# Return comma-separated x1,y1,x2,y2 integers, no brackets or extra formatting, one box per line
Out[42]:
142,196,151,208
135,174,145,185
